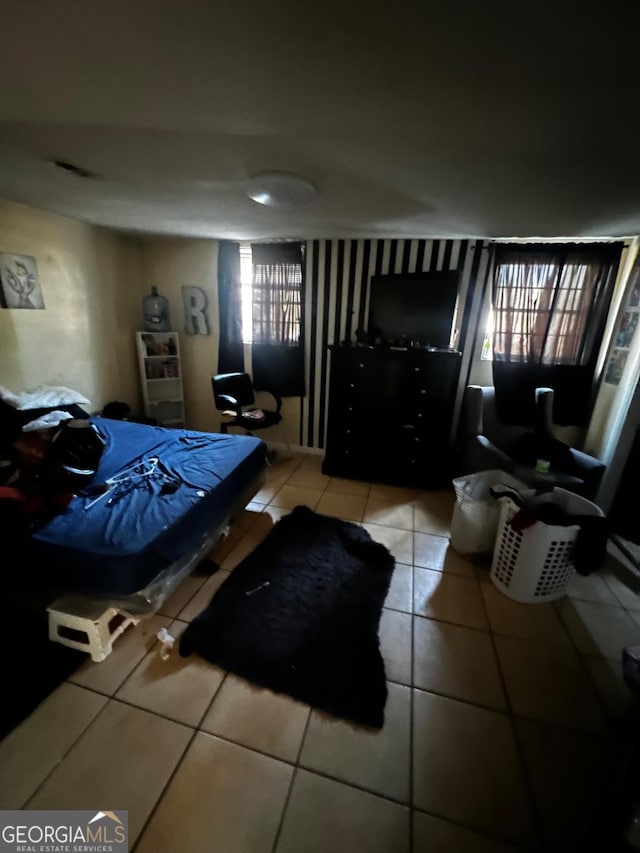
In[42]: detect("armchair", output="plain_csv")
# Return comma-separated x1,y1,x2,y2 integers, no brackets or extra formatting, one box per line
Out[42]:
456,385,605,500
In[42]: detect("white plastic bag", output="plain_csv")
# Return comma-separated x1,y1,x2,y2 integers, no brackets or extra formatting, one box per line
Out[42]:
157,627,175,660
450,469,531,555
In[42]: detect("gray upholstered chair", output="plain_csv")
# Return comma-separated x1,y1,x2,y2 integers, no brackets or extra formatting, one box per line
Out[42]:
455,385,605,500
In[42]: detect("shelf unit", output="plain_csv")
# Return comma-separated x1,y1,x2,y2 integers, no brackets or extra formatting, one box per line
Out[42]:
135,331,185,427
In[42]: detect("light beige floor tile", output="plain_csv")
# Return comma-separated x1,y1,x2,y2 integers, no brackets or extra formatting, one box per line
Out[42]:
413,491,455,537
233,506,263,536
69,613,172,695
413,810,520,853
414,533,476,578
379,608,412,685
116,620,225,726
385,563,413,613
362,523,413,564
221,532,263,570
270,483,323,510
316,490,367,522
326,476,371,496
286,467,331,489
201,674,310,762
601,567,640,611
253,504,292,525
137,733,293,853
413,617,506,710
266,458,302,481
556,598,640,660
264,466,294,487
27,700,192,845
243,507,277,539
472,554,494,583
264,472,295,492
413,531,448,568
208,523,245,563
413,690,534,845
298,453,324,471
419,488,456,510
0,683,107,809
494,634,605,731
565,571,620,606
158,570,209,618
480,582,573,648
413,567,488,630
253,482,281,503
177,570,230,621
515,716,616,852
582,655,635,723
244,499,267,512
271,448,305,465
275,768,410,853
369,483,419,502
364,498,414,530
299,682,411,802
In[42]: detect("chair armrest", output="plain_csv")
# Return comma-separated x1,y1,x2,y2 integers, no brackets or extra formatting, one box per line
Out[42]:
457,435,514,476
216,393,241,415
460,385,485,438
568,448,606,499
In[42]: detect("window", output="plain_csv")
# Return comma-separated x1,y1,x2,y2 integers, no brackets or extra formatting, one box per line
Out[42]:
239,242,304,346
251,242,303,347
239,242,253,343
486,242,623,427
481,308,494,360
248,242,306,398
485,245,621,366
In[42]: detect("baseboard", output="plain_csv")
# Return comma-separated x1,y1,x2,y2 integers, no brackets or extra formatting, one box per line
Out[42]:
265,441,324,456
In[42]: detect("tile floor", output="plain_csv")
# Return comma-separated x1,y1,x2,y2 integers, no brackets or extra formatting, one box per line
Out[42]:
1,451,639,852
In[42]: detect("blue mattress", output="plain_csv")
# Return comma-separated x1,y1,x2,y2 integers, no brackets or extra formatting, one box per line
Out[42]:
29,419,266,596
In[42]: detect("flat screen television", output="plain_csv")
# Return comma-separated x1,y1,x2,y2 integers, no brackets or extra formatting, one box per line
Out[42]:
367,270,460,348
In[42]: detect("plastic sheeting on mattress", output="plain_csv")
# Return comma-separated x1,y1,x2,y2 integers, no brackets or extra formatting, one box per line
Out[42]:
29,418,266,597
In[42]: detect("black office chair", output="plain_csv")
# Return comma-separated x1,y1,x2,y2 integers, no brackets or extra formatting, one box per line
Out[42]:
211,372,282,435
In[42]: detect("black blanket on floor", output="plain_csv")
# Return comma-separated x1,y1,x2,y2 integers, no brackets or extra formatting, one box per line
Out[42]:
179,505,395,728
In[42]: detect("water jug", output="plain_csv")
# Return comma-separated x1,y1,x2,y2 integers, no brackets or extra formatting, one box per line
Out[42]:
143,286,170,332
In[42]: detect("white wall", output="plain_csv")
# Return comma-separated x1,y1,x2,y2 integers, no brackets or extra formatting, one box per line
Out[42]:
138,237,220,432
0,198,141,414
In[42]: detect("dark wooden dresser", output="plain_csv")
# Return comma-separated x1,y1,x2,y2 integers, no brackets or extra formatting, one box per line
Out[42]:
322,345,462,488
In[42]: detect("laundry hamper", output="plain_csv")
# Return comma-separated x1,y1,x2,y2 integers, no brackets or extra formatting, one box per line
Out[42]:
490,488,605,603
450,469,530,555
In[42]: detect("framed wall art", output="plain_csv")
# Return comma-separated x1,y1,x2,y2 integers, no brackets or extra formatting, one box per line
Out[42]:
0,253,45,309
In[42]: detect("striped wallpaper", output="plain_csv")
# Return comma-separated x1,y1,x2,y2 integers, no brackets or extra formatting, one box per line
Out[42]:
298,238,491,450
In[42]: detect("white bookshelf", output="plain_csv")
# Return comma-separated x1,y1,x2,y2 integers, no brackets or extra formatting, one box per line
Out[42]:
135,331,185,427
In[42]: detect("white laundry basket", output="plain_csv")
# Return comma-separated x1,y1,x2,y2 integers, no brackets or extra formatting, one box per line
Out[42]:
490,488,605,603
450,469,531,555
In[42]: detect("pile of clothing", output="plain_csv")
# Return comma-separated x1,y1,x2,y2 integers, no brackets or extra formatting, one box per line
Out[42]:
490,485,609,576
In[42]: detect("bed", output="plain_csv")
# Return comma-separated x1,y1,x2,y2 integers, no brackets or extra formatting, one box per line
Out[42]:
1,396,267,659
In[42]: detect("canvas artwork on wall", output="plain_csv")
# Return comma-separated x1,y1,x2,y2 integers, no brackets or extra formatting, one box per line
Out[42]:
605,250,640,385
0,253,44,309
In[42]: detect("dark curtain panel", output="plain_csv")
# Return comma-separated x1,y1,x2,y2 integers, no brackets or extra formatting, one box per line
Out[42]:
251,242,305,397
491,242,623,426
217,240,244,374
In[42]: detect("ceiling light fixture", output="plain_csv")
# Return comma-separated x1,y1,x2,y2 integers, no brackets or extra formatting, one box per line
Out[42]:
246,171,317,207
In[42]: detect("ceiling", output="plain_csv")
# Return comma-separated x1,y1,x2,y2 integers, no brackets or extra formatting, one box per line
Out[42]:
0,1,638,240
